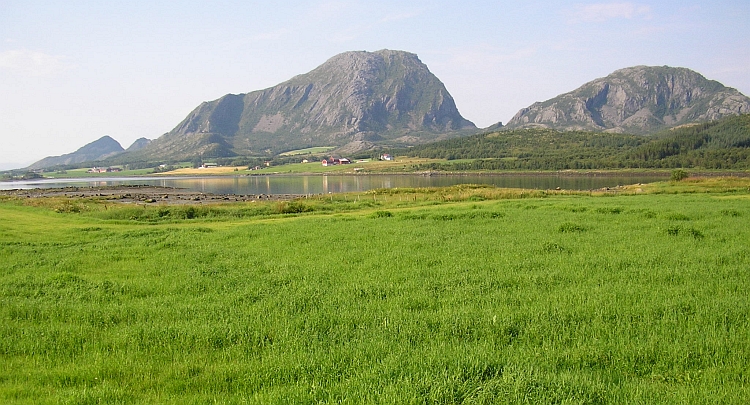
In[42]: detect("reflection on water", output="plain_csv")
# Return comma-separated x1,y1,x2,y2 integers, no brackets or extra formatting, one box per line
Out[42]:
1,174,667,194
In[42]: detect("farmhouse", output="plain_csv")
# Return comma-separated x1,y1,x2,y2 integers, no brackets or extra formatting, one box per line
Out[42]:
322,157,352,166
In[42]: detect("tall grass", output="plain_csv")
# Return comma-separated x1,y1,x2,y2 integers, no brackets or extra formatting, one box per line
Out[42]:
1,181,749,403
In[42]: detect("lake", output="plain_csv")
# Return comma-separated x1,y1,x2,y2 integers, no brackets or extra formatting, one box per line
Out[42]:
1,174,668,195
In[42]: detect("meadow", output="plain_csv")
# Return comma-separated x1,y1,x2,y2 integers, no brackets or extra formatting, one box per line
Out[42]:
1,179,749,404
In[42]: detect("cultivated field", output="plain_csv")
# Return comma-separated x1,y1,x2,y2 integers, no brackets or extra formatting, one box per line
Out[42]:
1,178,749,404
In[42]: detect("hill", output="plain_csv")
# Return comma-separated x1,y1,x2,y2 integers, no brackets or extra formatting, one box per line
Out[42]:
504,66,750,134
126,49,476,162
125,137,151,152
27,136,124,170
398,114,750,170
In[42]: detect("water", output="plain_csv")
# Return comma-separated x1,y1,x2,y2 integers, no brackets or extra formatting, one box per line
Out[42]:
0,174,667,195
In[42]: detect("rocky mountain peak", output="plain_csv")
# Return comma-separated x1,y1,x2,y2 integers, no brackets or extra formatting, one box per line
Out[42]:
505,66,750,134
136,49,475,161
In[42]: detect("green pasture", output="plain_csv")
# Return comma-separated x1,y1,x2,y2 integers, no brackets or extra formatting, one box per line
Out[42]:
278,147,336,156
40,167,156,179
1,180,749,404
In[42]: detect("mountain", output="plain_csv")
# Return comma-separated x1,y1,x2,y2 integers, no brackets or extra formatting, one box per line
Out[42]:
126,137,152,152
28,136,124,170
130,49,476,161
504,66,750,134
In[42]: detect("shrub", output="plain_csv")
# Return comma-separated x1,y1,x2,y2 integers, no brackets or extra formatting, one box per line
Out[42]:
671,169,689,181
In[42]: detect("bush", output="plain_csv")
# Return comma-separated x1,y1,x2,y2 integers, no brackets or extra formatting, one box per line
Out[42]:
671,169,689,181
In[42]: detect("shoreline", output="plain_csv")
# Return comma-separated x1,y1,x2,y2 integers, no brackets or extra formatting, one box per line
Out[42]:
2,168,705,182
0,185,301,204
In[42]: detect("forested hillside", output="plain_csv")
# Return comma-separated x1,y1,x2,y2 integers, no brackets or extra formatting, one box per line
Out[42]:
623,114,750,168
397,114,750,171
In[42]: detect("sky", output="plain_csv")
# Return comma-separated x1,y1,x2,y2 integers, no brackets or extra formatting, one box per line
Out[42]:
1,0,749,170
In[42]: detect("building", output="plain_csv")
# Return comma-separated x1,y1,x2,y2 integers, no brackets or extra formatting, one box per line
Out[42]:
323,157,352,166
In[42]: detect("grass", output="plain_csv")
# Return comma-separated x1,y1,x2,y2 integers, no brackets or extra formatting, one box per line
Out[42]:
1,178,749,403
278,146,336,156
156,157,459,176
40,168,156,178
159,166,251,176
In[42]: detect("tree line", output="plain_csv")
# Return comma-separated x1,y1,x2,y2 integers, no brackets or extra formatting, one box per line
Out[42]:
389,114,750,171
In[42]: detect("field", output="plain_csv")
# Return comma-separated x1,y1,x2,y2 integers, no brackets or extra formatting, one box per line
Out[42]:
278,147,337,156
1,178,749,404
37,168,157,179
157,157,452,176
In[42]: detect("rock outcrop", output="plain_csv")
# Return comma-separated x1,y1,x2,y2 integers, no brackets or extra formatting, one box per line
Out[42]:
505,66,750,134
135,50,475,160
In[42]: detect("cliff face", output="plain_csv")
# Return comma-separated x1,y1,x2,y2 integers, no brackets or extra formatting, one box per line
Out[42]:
139,50,475,160
505,66,750,134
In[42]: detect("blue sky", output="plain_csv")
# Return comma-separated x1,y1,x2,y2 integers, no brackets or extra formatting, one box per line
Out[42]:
1,0,749,169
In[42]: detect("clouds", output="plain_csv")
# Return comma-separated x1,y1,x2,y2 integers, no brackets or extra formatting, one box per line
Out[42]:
0,49,71,77
567,2,652,23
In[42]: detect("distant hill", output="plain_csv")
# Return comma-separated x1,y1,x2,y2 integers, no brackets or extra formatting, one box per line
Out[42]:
127,49,476,161
504,66,750,134
397,114,750,170
126,137,151,152
30,59,750,170
27,136,124,170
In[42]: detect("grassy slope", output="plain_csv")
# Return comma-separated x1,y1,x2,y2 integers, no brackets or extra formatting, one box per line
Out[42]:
1,179,749,404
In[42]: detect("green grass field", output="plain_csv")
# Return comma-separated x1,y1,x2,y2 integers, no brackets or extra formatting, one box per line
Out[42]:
40,167,157,179
278,147,336,156
1,179,749,404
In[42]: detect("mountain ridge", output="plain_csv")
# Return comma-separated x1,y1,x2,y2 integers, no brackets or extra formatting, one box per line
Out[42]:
127,49,476,161
27,136,124,170
504,65,750,134
21,58,750,171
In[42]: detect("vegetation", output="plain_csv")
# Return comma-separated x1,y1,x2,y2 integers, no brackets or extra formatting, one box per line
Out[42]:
39,167,157,179
278,147,336,157
391,114,750,171
2,178,750,403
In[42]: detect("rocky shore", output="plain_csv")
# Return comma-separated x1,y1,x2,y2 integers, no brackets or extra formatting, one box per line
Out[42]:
0,185,299,204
